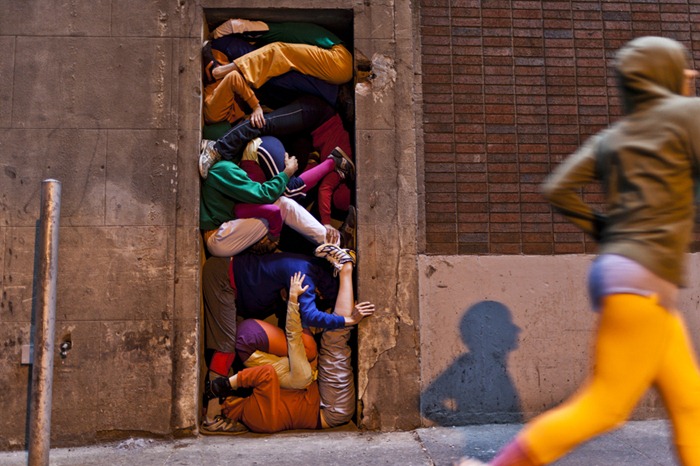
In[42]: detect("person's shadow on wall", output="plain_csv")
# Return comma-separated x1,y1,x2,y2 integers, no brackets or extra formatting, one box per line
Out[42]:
422,300,523,425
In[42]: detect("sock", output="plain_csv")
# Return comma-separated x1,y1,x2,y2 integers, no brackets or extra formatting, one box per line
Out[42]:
299,158,334,192
210,351,235,376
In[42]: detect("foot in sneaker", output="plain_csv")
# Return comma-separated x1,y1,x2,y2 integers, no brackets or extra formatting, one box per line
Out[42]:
200,415,248,436
328,147,355,181
199,139,221,179
340,205,357,250
314,243,356,275
453,458,488,466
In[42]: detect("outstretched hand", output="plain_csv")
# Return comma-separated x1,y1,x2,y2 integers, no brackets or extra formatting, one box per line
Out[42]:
346,301,376,326
289,271,309,302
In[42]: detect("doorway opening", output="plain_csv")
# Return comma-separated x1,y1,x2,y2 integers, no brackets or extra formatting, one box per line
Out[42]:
199,7,359,433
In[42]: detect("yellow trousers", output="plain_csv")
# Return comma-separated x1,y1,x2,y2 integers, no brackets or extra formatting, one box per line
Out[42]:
234,42,353,89
521,294,700,465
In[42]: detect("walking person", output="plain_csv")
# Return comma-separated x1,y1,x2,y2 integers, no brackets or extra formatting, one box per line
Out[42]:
459,36,700,466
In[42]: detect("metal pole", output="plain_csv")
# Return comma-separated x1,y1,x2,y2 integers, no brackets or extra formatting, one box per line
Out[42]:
28,179,61,466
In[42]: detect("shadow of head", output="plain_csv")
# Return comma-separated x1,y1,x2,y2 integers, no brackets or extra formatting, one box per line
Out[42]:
461,300,521,355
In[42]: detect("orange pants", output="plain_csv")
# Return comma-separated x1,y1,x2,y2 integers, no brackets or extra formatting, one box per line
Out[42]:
519,294,700,465
234,42,353,88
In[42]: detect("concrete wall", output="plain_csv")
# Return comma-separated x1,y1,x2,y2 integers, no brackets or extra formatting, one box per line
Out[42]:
0,0,425,448
0,0,202,448
419,253,700,426
8,0,680,448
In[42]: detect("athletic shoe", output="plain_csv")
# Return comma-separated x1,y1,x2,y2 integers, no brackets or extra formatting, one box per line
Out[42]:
199,139,221,179
340,205,357,250
453,459,488,466
328,147,355,181
314,243,356,275
200,415,248,436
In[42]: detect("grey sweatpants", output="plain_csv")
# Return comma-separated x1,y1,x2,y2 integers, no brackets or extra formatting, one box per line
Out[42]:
202,256,237,353
318,327,355,427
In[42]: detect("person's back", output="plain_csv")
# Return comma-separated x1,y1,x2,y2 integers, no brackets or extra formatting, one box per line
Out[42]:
543,36,700,286
234,252,342,329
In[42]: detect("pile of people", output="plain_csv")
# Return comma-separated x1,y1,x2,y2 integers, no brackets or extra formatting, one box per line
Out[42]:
197,18,374,435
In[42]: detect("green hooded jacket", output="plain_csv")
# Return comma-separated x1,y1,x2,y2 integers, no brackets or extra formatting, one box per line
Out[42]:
542,36,700,287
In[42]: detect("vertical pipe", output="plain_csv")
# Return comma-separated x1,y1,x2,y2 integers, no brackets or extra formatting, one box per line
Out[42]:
28,179,61,466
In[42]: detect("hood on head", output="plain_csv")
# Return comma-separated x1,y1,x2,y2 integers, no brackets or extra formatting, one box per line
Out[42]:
615,36,690,113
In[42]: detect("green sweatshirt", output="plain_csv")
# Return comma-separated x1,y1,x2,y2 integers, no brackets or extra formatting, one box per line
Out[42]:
258,22,342,49
200,160,289,231
542,36,700,287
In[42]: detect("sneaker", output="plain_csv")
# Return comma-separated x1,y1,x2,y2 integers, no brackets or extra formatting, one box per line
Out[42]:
314,243,356,275
340,205,357,250
199,139,221,179
200,415,248,436
328,147,355,181
453,458,488,466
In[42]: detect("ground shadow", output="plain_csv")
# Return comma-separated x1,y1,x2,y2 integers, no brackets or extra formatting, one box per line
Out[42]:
422,300,523,425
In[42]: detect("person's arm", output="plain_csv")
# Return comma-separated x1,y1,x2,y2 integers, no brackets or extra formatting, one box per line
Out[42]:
343,301,375,326
297,281,345,329
227,71,265,128
285,272,314,389
209,155,297,204
541,134,604,238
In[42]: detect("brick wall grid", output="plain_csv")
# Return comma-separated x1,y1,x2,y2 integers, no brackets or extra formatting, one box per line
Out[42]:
420,0,700,255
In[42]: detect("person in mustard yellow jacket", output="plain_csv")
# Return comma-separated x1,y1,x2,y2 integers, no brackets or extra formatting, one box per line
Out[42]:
459,36,700,466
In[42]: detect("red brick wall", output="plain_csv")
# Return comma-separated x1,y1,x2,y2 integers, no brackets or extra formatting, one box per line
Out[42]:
420,0,700,255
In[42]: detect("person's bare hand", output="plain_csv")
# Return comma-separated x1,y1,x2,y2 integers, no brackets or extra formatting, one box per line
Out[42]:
345,301,375,326
283,153,298,177
250,105,265,128
324,225,340,245
289,271,309,302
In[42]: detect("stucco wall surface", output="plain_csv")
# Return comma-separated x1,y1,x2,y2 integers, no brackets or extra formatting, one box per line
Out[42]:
419,253,700,427
0,0,426,449
0,0,203,449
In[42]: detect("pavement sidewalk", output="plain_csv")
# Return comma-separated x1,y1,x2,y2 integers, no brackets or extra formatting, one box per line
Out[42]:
0,420,676,466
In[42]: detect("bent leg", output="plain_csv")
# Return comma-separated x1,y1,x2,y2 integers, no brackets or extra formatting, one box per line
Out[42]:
234,203,283,238
318,262,356,427
318,327,354,427
655,312,700,465
206,218,268,257
299,158,335,193
202,256,238,355
215,95,333,162
515,294,673,465
276,196,326,245
235,42,353,88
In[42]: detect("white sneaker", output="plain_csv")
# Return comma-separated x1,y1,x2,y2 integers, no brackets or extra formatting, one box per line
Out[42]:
314,243,356,275
199,139,221,179
454,458,488,466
